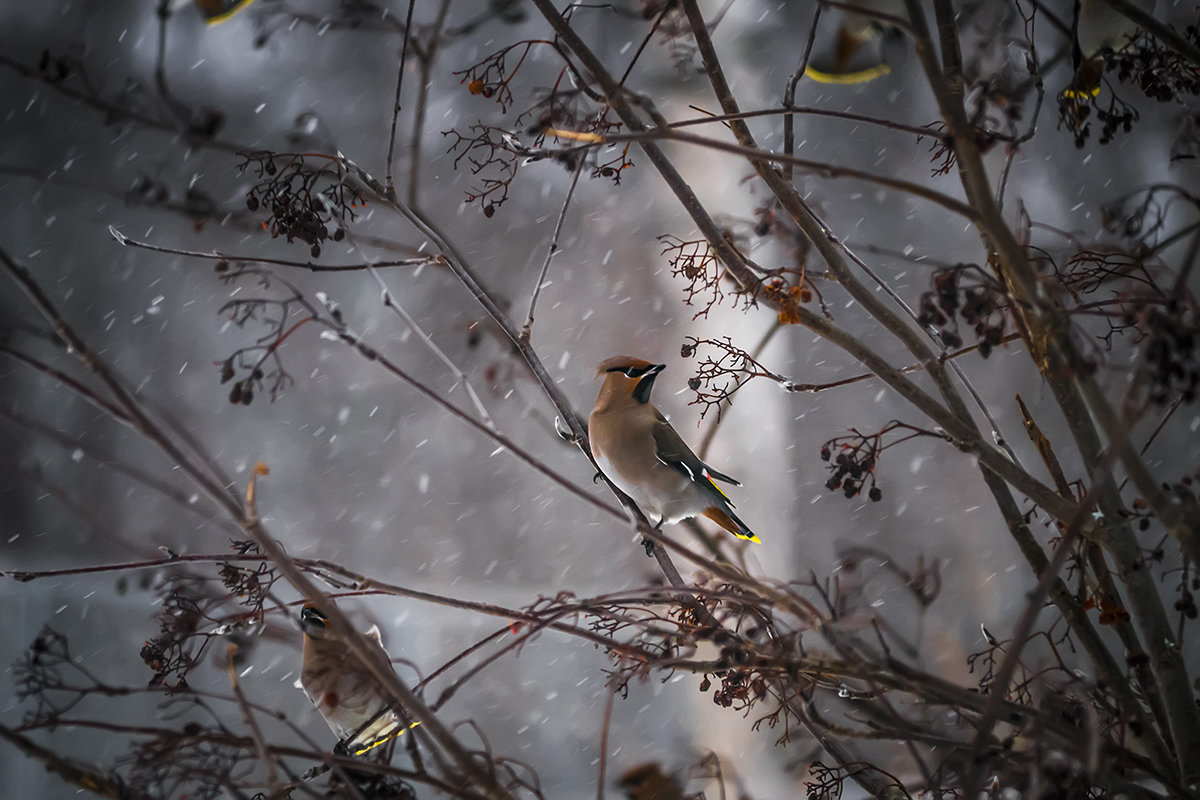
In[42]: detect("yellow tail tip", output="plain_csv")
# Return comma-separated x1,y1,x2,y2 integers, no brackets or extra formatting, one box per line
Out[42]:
702,507,761,543
198,0,255,25
349,721,422,755
804,63,891,85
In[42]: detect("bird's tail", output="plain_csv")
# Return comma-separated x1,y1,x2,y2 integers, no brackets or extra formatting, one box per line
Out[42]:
345,710,422,756
346,720,421,756
702,505,761,543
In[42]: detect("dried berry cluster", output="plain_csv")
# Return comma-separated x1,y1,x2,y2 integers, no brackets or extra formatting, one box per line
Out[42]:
917,265,1009,355
445,110,630,216
1133,300,1199,404
214,269,311,406
679,336,783,420
446,29,638,216
221,364,262,406
821,439,882,502
139,556,270,690
442,125,522,217
1059,26,1200,148
239,151,358,258
659,235,728,319
1058,85,1138,148
820,422,945,502
700,666,767,710
804,761,872,800
13,627,75,725
762,277,814,325
140,574,220,690
127,734,248,800
218,539,279,611
1110,28,1200,103
454,42,541,113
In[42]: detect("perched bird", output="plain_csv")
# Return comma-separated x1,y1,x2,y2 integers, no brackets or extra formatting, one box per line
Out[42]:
165,0,255,24
805,0,904,85
1067,0,1156,98
588,356,760,543
190,0,256,24
299,604,419,756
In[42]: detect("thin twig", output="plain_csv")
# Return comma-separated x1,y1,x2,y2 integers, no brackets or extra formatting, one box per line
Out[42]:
384,0,418,201
964,453,1116,794
408,0,453,206
0,244,521,800
782,4,822,185
0,407,231,528
908,0,1200,777
0,724,157,800
0,55,243,154
153,1,193,127
0,343,131,424
326,153,719,611
226,643,278,786
832,236,1023,465
520,158,585,341
677,104,955,141
594,689,617,800
1099,0,1200,64
321,301,617,516
547,127,980,220
109,227,434,272
362,260,498,430
696,320,782,460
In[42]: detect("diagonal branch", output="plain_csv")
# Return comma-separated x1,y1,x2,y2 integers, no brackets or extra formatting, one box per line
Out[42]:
0,243,522,800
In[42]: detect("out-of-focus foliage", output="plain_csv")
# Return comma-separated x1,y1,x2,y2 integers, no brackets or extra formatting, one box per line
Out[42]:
1,1,1198,798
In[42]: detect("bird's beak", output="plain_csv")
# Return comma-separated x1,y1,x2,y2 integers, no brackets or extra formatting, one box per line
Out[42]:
647,363,666,376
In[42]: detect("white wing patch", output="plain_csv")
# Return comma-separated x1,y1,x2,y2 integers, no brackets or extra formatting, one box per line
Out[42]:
701,468,730,501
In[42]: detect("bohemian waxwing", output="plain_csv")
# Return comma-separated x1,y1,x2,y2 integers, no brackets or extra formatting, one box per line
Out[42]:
1068,0,1156,97
806,0,904,85
588,356,760,543
299,604,419,755
168,0,255,24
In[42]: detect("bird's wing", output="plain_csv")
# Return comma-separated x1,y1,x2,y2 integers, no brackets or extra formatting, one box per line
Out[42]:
701,463,742,486
651,411,740,500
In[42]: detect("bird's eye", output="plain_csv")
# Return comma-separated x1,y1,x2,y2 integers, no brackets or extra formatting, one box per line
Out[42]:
623,367,640,378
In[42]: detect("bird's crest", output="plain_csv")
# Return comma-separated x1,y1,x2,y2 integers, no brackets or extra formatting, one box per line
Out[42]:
595,355,656,377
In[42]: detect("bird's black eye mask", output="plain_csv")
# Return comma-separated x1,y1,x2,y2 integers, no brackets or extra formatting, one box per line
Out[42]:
607,365,652,378
610,364,663,403
300,606,328,631
632,373,657,404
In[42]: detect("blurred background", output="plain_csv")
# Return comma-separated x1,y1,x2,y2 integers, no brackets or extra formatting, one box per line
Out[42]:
1,0,1197,797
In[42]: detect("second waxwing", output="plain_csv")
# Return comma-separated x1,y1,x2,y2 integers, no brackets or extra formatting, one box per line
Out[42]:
805,0,904,85
1068,0,1156,97
588,356,760,543
299,604,419,755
